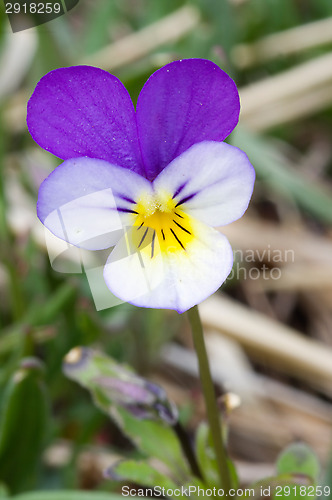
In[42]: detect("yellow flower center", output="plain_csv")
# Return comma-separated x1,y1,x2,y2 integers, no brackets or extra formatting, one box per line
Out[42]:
131,190,194,257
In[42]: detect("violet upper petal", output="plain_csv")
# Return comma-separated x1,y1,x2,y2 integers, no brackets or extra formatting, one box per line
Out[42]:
27,66,145,175
136,58,240,180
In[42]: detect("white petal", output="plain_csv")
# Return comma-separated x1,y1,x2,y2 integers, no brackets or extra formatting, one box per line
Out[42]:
153,141,255,227
103,219,233,313
38,157,153,250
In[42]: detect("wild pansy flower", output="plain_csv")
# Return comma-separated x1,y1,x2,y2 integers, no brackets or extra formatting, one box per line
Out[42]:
27,59,255,313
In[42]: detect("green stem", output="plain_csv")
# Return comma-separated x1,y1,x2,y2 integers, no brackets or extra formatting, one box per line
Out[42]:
187,305,231,491
173,421,203,481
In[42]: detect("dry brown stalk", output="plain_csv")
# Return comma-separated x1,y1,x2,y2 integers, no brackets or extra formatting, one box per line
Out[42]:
240,52,332,117
81,5,200,70
241,84,332,131
199,295,332,396
232,17,332,68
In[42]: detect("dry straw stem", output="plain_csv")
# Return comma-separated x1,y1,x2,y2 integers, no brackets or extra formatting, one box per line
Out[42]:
0,30,37,99
301,292,332,346
230,219,332,293
240,51,332,113
229,396,331,463
81,5,200,70
153,376,331,476
3,91,29,133
241,84,332,131
222,217,332,265
239,52,332,128
199,295,332,396
162,340,332,422
5,12,332,133
251,263,332,293
232,17,332,69
162,341,332,462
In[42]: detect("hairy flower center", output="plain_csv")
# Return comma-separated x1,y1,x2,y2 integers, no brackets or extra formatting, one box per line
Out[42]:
131,191,194,257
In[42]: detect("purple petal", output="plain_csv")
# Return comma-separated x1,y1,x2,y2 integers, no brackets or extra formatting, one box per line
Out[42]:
136,58,240,180
27,66,145,175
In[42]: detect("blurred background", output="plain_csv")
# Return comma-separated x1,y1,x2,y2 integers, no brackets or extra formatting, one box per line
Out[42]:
0,0,332,496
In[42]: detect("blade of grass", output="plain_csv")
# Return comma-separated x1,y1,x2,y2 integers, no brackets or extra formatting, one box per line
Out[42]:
232,128,332,224
81,5,200,70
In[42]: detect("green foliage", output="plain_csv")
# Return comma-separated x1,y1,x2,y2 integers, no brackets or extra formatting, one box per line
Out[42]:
82,0,119,55
0,359,49,494
196,422,238,489
276,443,320,482
108,459,178,490
63,347,191,483
253,443,322,500
112,408,188,479
196,421,220,487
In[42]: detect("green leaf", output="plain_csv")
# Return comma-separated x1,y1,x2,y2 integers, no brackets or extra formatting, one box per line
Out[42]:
0,358,49,494
196,422,218,486
112,407,189,480
63,347,190,481
276,443,320,482
63,347,177,423
195,422,238,489
108,459,178,490
24,283,76,326
260,444,322,500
